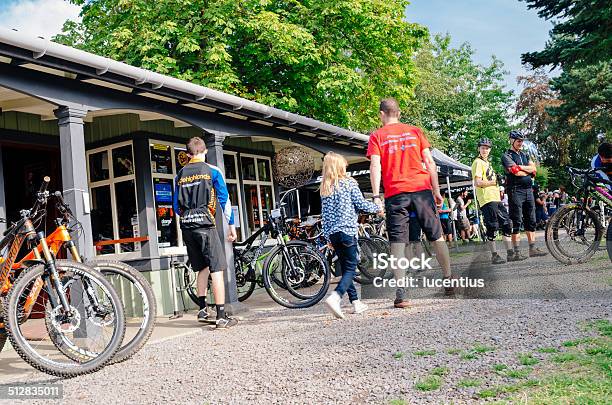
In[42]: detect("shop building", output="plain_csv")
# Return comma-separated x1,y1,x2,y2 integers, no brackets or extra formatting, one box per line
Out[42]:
0,28,369,314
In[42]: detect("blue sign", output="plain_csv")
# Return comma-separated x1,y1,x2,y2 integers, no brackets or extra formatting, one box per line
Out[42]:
155,182,173,203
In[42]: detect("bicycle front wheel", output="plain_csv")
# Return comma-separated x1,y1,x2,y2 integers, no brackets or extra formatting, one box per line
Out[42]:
545,205,603,264
263,241,330,309
0,301,6,354
5,261,125,377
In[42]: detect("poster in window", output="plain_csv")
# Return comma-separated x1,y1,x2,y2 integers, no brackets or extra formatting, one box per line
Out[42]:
153,178,178,247
150,143,172,174
154,181,173,203
175,148,190,173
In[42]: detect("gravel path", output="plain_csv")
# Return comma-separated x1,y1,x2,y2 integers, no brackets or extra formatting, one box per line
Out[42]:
1,298,609,405
1,247,610,404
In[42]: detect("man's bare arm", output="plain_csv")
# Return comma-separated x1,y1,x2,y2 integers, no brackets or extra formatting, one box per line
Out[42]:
370,155,382,196
422,148,443,205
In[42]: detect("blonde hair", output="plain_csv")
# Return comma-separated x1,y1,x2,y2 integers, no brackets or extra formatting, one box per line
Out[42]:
320,152,349,197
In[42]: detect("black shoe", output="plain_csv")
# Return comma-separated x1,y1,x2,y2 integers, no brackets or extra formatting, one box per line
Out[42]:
197,309,215,324
216,317,238,329
491,253,506,265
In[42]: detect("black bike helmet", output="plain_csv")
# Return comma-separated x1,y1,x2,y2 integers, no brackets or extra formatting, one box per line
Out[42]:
509,130,525,140
478,138,492,147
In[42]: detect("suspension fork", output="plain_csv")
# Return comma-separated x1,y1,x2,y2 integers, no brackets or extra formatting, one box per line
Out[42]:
65,239,104,311
36,232,72,313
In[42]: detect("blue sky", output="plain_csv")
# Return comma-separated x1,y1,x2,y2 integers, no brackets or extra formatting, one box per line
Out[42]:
0,0,553,92
406,0,555,92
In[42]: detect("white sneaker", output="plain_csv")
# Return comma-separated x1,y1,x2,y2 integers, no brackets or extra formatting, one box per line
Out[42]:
324,291,345,319
352,300,368,314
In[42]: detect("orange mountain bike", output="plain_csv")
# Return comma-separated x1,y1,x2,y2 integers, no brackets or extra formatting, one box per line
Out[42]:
0,177,125,377
13,190,156,364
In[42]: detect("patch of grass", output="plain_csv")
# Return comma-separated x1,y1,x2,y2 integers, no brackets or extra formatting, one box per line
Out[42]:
506,367,532,379
551,353,578,363
500,319,611,404
477,388,498,399
393,351,404,360
447,348,461,355
537,347,559,354
592,319,612,337
492,363,508,372
413,350,436,357
562,337,595,347
473,343,495,353
518,353,540,366
457,378,481,388
430,366,449,376
414,376,442,391
388,400,407,405
460,351,477,360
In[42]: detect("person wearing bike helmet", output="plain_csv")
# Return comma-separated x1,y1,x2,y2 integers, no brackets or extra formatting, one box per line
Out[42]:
472,138,515,264
501,130,547,259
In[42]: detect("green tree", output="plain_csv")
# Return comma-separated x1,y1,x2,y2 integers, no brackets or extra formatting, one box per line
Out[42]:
56,0,428,132
521,0,612,164
404,34,514,174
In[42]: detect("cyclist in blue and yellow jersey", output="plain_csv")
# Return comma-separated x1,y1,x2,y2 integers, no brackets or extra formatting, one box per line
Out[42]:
173,136,238,329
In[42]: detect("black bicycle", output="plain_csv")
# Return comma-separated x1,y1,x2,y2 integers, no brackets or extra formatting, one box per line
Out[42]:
545,167,612,264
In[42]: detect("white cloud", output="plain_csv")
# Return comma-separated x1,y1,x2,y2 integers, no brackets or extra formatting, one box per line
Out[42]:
0,0,81,39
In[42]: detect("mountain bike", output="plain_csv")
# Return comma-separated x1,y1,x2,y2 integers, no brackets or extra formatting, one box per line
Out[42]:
10,191,156,364
545,167,612,264
0,177,125,377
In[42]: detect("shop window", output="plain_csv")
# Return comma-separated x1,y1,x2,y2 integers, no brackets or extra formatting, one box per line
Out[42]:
90,185,115,255
240,154,275,236
224,154,237,180
150,143,172,174
112,145,135,177
241,156,257,181
88,150,109,182
86,142,139,255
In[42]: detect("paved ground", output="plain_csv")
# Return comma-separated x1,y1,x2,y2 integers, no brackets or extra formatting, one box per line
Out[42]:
0,241,610,404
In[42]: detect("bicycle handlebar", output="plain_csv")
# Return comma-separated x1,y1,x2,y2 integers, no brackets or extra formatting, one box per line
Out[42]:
28,176,50,217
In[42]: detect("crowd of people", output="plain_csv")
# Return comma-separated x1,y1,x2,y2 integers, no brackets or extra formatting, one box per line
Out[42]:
170,98,611,325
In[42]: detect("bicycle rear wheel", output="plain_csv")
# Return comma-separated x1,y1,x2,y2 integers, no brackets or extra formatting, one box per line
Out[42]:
355,237,386,285
263,241,330,308
545,205,603,264
5,261,125,377
607,221,612,263
87,260,156,364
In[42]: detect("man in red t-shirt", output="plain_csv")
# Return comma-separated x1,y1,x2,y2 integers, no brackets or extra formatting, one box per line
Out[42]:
368,98,455,307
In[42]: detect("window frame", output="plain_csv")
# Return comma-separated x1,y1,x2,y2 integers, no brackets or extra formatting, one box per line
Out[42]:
239,153,275,235
86,140,140,258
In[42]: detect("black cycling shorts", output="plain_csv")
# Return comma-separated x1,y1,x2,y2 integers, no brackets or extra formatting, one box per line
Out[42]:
385,190,443,243
480,201,512,240
182,227,227,273
507,188,537,233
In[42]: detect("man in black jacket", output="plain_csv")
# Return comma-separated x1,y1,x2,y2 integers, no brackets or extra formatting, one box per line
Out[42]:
173,137,238,328
501,130,547,260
